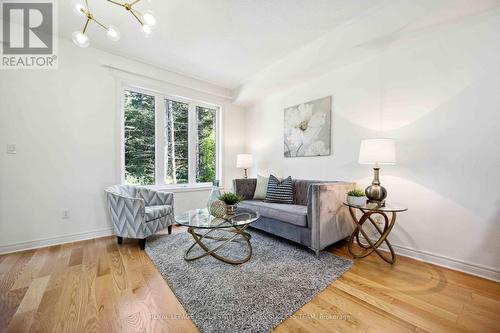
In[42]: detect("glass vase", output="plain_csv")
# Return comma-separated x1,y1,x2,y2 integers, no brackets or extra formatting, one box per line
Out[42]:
207,180,221,212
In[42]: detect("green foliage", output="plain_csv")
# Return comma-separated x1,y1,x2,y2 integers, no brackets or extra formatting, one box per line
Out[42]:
124,91,155,185
124,92,217,186
220,192,242,205
196,107,216,183
165,100,189,184
347,189,365,197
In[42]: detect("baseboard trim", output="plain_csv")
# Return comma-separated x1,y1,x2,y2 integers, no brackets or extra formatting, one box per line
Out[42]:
364,239,500,282
0,228,114,255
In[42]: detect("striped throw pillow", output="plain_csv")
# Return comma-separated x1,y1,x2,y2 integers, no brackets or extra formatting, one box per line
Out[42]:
265,175,293,204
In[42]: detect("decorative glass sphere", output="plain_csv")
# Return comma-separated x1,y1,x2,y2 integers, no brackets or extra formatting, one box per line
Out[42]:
209,200,226,218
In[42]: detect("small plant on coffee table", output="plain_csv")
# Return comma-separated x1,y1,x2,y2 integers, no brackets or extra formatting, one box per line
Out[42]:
220,192,242,205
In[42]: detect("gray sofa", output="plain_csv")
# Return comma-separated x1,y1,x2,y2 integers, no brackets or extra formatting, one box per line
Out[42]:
233,179,355,255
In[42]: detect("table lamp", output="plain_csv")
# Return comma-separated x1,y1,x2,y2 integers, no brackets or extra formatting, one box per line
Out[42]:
358,139,396,206
236,154,253,179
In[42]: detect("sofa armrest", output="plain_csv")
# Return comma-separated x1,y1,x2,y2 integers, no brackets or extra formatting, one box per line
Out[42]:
308,182,356,253
233,178,257,200
136,187,174,207
105,191,146,236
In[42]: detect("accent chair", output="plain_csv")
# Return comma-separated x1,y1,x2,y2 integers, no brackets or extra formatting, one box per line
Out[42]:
104,185,174,249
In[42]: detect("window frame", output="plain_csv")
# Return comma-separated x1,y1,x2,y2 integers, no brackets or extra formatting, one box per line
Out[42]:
120,84,222,189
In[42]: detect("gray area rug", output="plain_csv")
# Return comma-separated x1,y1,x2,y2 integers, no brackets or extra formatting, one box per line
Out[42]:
146,229,352,333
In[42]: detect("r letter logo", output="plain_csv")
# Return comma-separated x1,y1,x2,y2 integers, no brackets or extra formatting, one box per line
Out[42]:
1,1,58,69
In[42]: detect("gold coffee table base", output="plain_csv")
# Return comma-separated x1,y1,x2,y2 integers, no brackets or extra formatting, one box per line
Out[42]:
347,206,397,264
185,225,253,265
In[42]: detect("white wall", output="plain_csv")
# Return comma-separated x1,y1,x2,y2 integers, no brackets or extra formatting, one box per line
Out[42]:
0,37,245,252
240,9,500,280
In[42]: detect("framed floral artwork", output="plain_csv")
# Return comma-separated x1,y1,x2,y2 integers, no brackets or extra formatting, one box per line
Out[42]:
284,96,331,157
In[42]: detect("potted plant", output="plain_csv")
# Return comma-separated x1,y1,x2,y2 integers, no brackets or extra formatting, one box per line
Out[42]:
347,189,366,206
220,192,242,214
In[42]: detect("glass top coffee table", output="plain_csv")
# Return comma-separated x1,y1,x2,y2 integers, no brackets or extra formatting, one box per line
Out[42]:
175,208,260,264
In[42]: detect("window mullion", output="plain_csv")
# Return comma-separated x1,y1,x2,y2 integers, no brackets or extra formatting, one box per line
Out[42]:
188,103,197,184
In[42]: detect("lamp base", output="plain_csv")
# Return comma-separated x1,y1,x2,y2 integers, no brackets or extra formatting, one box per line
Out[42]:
365,167,387,206
365,184,387,206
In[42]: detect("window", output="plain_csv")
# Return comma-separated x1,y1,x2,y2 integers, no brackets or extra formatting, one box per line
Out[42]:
196,106,217,183
122,87,220,187
123,90,156,185
165,99,189,184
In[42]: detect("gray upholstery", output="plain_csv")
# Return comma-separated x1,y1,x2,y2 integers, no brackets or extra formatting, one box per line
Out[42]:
233,178,257,200
105,185,174,239
145,205,172,222
238,200,308,227
233,178,355,255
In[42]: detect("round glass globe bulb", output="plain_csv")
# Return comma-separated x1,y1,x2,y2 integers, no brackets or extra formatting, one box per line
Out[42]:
106,26,120,42
72,1,86,16
72,31,89,47
141,24,153,38
142,11,156,26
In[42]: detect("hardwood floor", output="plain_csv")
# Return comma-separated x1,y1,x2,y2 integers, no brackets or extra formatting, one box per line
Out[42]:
1,226,499,332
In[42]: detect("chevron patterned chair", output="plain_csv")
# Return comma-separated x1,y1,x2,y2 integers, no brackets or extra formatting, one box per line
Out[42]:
104,185,174,250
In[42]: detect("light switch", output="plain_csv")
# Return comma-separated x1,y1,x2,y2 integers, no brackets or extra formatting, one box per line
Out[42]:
6,144,16,154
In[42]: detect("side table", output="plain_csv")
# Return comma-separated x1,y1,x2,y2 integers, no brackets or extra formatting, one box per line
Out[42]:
343,202,407,264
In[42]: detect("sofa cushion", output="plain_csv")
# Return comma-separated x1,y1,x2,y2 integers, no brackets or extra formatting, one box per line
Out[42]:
253,174,269,200
239,200,307,227
145,205,172,222
265,175,293,204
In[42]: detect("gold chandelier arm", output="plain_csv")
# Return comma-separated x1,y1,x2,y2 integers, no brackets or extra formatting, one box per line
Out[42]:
130,9,144,25
130,0,142,6
82,17,91,34
85,0,90,12
107,0,125,7
92,17,109,31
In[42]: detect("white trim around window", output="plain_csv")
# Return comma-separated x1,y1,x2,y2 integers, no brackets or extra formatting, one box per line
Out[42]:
118,82,222,189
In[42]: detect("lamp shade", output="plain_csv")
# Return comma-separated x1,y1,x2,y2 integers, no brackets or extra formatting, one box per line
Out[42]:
358,139,396,165
236,154,253,168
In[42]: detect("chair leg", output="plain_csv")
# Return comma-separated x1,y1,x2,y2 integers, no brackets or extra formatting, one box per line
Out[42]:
138,238,146,250
168,225,172,234
117,236,123,245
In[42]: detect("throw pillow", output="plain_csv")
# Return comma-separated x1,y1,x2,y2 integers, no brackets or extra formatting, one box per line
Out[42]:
265,175,293,204
253,174,269,200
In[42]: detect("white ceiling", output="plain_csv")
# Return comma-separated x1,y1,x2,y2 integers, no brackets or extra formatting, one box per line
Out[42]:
58,0,384,89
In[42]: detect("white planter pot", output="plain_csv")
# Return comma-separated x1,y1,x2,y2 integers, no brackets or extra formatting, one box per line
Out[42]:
347,195,366,207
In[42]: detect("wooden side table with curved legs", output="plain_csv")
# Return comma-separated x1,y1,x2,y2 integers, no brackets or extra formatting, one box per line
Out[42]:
344,202,407,264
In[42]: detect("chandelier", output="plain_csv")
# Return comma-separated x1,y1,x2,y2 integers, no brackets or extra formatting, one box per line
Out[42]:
72,0,156,47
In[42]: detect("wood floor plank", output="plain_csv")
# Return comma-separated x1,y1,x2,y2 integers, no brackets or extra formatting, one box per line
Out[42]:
0,229,498,333
0,250,35,329
14,275,50,314
77,253,99,333
340,271,460,322
11,248,49,290
320,287,416,333
0,286,29,331
5,309,36,333
69,247,84,267
95,274,123,332
52,265,84,332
